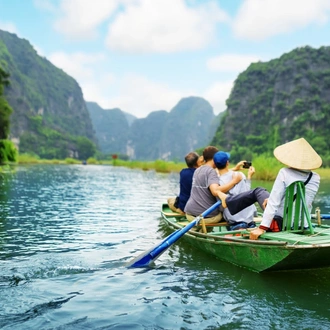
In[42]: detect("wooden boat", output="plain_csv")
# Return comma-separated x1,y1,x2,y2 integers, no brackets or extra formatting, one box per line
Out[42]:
161,182,330,272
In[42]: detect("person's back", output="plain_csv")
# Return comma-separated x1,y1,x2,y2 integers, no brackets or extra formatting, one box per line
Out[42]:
184,165,221,218
214,151,260,230
249,137,323,240
261,167,320,229
177,167,196,211
167,152,200,214
184,146,243,227
219,170,257,226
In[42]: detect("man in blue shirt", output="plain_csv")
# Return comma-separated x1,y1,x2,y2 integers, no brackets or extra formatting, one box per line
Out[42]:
168,152,201,214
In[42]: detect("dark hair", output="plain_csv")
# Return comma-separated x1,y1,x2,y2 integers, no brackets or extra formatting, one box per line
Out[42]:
185,152,199,168
202,146,219,162
216,163,227,170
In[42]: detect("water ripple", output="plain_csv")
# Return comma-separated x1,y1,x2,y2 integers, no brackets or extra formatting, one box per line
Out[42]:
1,165,330,329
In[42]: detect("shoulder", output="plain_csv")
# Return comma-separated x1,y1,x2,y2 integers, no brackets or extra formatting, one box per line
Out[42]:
197,165,213,173
312,171,320,181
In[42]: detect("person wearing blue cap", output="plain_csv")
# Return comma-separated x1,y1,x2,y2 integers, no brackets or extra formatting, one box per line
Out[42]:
184,146,244,227
214,150,269,225
214,151,265,230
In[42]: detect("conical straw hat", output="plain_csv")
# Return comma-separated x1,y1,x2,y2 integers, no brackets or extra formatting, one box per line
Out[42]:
273,138,322,170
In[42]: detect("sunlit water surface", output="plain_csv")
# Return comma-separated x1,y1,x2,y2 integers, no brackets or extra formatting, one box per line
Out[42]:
1,165,330,329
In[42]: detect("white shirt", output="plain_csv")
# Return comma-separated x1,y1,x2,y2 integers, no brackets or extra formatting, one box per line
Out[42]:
261,167,320,228
218,170,257,224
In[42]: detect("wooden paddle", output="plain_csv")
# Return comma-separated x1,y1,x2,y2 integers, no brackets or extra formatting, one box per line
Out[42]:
127,200,221,268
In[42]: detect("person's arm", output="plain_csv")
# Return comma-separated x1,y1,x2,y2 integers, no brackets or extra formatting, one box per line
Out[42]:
250,169,285,240
209,183,221,197
231,160,245,171
210,173,243,195
219,172,243,193
247,166,255,180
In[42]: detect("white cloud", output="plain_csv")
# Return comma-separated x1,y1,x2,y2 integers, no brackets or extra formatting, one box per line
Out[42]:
233,0,330,41
33,0,58,12
203,81,234,115
0,21,18,34
100,74,188,117
48,50,184,117
47,50,234,117
48,51,106,81
47,50,116,104
53,0,121,40
106,0,229,53
34,45,45,57
207,54,261,73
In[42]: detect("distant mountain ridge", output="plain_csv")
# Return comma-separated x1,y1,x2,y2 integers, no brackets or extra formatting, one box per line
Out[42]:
86,96,217,161
0,29,218,162
2,29,327,165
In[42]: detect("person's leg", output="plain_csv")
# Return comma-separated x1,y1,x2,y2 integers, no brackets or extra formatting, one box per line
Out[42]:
186,213,222,233
185,213,222,223
218,187,269,215
167,197,184,214
253,187,270,210
203,213,223,224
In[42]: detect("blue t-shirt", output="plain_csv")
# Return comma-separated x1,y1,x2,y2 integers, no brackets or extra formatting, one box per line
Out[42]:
178,167,196,211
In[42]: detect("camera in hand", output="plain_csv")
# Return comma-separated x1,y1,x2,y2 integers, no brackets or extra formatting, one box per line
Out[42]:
243,161,252,169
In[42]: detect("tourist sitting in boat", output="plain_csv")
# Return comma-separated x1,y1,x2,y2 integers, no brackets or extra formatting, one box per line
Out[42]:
184,146,243,227
167,151,202,215
249,138,321,240
215,138,321,240
214,151,264,231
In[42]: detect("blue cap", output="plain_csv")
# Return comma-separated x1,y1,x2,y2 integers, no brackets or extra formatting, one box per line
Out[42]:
213,151,230,168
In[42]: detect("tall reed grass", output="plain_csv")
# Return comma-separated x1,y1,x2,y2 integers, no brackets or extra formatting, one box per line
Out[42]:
13,153,330,181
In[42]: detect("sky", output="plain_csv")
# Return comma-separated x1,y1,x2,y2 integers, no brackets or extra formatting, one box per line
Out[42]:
1,0,330,118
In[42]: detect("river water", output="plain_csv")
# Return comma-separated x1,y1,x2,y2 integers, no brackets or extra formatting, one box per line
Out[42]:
1,164,330,329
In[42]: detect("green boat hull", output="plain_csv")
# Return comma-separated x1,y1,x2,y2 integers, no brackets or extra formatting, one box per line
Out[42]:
161,204,330,272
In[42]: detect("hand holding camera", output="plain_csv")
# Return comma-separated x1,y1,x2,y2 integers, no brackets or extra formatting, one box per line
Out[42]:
243,161,252,169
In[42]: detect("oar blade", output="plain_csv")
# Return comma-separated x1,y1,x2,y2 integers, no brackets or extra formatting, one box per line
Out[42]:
126,244,161,268
127,220,198,268
127,200,221,268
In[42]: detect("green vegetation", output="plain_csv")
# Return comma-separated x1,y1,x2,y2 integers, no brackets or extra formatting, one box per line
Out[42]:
212,46,330,166
0,139,17,163
0,64,17,164
13,153,330,182
18,153,81,164
0,30,96,161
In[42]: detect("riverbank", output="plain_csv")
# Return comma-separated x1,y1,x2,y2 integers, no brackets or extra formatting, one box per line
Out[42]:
1,153,329,181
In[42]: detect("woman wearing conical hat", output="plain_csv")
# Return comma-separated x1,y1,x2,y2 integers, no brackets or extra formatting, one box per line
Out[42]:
249,137,321,239
217,138,322,240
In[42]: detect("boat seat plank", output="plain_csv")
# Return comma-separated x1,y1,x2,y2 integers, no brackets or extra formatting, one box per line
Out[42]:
261,232,310,244
162,211,185,218
260,231,330,245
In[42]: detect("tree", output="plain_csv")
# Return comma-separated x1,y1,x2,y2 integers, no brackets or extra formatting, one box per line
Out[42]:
0,66,17,165
76,136,97,160
0,66,12,139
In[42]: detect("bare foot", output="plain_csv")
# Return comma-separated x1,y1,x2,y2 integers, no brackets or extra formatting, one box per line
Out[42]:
217,190,227,208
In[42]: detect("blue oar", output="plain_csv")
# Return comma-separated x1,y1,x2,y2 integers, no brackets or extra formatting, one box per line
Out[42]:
127,200,221,268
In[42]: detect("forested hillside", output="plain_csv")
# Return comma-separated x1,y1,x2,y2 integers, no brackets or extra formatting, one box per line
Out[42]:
86,102,131,156
87,96,217,161
3,28,329,165
212,46,330,165
0,30,96,160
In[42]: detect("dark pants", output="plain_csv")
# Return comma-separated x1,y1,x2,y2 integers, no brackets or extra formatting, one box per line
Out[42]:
225,187,269,215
